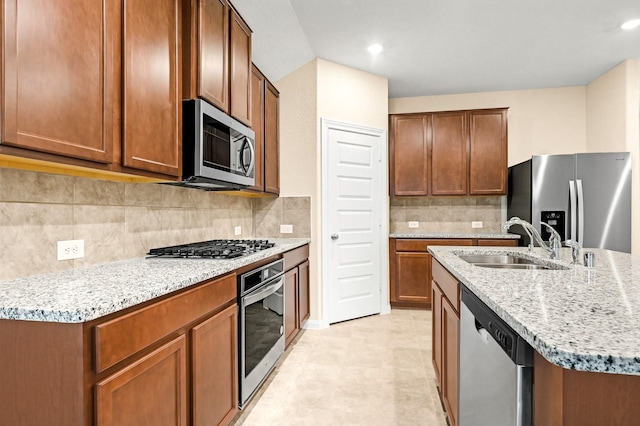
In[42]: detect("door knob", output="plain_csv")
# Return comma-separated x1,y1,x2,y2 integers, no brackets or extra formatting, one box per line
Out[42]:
331,234,339,240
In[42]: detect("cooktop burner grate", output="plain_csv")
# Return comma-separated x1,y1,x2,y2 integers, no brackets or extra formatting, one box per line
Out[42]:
147,239,275,259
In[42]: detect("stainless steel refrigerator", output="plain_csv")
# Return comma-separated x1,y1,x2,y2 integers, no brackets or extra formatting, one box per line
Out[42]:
507,152,631,253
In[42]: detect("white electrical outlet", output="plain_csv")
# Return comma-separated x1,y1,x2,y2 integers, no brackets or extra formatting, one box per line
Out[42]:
57,239,85,261
280,224,293,234
408,221,419,228
472,221,483,229
234,226,242,236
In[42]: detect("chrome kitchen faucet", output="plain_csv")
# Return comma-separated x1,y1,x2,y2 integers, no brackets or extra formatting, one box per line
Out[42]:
503,217,561,259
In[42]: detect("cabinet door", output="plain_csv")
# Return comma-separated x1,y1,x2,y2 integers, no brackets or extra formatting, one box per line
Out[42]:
432,283,443,389
390,114,429,196
229,7,251,126
121,0,181,177
192,304,238,426
264,80,280,194
442,297,459,426
393,252,431,306
248,65,265,191
431,111,468,196
198,0,229,111
298,260,310,326
96,335,187,426
284,268,299,347
469,109,507,195
1,0,115,163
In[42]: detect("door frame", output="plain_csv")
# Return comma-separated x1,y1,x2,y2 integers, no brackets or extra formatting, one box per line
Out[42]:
320,118,390,328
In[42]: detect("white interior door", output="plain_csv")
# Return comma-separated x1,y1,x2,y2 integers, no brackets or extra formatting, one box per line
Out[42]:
322,119,386,325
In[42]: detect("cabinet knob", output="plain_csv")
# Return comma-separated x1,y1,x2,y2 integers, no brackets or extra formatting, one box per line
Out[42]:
331,234,339,240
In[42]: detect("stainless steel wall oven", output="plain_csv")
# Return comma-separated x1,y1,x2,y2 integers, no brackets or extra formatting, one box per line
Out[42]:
238,259,285,407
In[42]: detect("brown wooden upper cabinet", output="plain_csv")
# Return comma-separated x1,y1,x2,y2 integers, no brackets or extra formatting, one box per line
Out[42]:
247,64,279,195
184,0,252,127
121,0,182,177
1,0,181,178
390,108,508,196
469,109,508,195
1,0,115,164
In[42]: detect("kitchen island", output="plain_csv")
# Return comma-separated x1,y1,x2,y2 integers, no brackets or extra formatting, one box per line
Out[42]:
429,245,640,426
0,238,309,426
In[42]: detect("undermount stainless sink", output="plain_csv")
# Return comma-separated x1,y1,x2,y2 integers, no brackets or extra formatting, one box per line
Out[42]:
458,254,569,270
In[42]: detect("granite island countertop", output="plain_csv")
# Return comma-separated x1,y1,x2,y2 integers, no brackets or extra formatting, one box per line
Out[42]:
429,246,640,375
0,238,310,323
390,231,520,239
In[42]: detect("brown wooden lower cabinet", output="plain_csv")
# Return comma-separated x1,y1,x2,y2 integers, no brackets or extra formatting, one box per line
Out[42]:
534,351,640,426
0,273,238,425
431,258,460,426
284,267,299,347
283,245,310,347
431,283,443,387
96,335,188,426
390,237,518,309
191,304,238,426
441,297,459,426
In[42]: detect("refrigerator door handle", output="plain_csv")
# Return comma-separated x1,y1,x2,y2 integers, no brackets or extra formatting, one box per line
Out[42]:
569,180,577,241
577,179,585,246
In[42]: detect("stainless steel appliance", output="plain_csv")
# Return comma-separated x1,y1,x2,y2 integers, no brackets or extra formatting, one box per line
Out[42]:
459,285,533,426
238,259,285,408
508,152,631,252
147,239,275,259
171,99,255,190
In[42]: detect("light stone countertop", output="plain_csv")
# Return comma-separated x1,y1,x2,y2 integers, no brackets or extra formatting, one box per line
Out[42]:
0,238,310,324
429,246,640,375
390,232,520,239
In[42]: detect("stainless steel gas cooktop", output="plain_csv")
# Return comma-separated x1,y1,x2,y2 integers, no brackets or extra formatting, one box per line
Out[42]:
147,239,275,259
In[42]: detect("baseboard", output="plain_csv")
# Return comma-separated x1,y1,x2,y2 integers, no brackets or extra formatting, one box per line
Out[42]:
301,319,326,330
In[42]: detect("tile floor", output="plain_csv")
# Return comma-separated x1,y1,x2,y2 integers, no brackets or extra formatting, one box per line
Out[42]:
231,309,448,425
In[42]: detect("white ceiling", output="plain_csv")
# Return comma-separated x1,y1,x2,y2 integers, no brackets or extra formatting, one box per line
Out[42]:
232,0,640,98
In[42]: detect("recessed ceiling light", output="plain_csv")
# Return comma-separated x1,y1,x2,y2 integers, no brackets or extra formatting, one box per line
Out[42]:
621,19,640,30
368,44,383,55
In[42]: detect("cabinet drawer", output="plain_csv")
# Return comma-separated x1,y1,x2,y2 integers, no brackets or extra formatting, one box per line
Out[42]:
477,239,518,247
396,239,473,252
94,274,236,373
432,260,460,312
283,244,309,271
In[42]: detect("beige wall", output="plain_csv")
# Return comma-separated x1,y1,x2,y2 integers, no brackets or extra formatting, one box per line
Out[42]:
586,59,640,253
389,86,588,166
277,59,389,325
0,167,310,281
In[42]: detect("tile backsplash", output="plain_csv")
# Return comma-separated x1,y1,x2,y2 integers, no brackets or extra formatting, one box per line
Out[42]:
0,168,310,281
390,196,504,233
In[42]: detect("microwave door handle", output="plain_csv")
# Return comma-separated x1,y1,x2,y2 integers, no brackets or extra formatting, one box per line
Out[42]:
244,277,284,306
240,138,255,176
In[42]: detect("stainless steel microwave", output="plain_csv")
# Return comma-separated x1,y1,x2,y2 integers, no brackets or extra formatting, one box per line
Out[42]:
178,99,255,190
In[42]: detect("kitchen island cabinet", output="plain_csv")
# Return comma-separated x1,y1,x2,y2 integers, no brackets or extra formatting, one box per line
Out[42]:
1,0,181,179
389,235,517,309
429,246,640,426
431,259,460,426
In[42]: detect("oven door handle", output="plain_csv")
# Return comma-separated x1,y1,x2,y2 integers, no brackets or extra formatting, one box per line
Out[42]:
244,277,284,306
